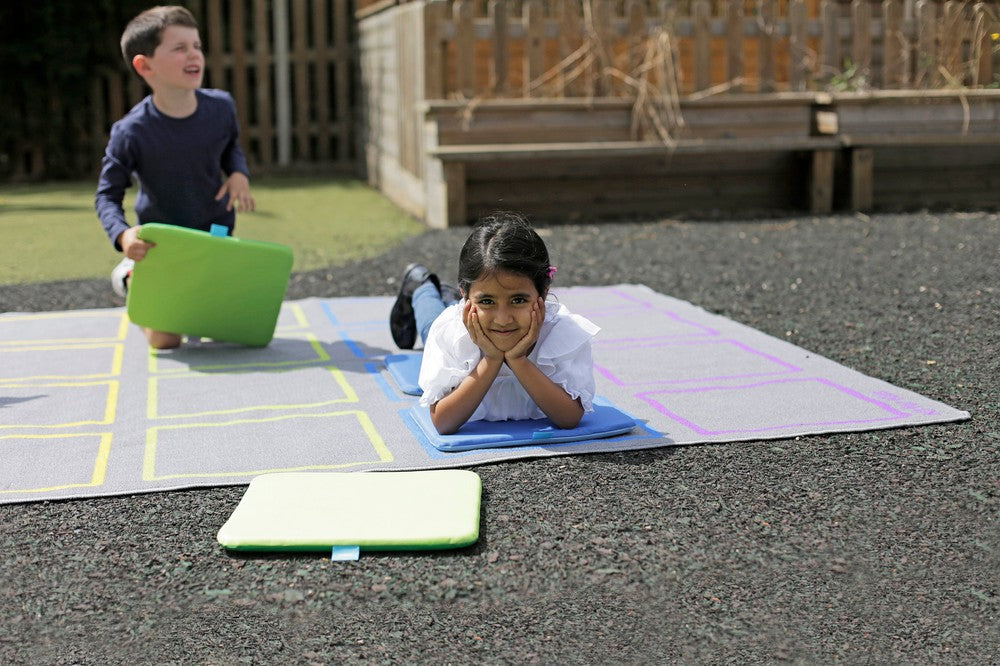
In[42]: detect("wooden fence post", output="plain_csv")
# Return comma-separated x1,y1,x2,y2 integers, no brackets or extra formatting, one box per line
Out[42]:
556,0,583,97
727,0,745,93
424,0,447,99
758,0,777,93
883,0,904,89
694,0,712,92
941,0,963,85
789,0,807,91
253,0,274,167
455,0,476,98
334,0,351,163
109,75,125,130
230,0,251,161
820,0,840,84
524,0,545,97
313,0,331,161
593,0,616,96
206,0,225,90
916,0,938,88
973,3,995,86
812,150,836,214
489,0,510,96
274,0,292,166
293,0,310,159
852,0,872,85
850,148,875,212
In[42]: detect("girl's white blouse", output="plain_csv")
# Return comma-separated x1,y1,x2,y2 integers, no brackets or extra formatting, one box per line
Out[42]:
417,300,600,422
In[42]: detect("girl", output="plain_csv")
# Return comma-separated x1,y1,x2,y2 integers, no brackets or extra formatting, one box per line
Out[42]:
389,212,599,435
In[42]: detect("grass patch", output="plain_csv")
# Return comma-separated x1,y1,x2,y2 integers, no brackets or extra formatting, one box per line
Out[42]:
0,175,425,285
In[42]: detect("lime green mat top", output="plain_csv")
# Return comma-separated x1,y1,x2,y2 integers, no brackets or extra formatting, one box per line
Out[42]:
216,470,482,551
126,224,293,346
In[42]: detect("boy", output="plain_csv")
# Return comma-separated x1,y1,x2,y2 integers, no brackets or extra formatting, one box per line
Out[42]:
95,5,255,349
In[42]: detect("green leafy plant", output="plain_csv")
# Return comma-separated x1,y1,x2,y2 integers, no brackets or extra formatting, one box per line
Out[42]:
827,60,870,93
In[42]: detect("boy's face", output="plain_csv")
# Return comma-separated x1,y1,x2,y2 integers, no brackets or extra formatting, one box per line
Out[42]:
135,25,204,91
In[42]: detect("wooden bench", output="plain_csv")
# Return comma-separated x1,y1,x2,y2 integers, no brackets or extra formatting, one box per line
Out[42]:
421,95,840,227
832,90,1000,211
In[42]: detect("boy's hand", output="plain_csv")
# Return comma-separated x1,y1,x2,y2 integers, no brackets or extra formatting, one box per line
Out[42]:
216,172,255,213
118,225,154,261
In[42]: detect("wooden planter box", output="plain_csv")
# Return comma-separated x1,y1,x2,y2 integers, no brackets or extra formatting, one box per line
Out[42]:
357,1,1000,226
831,90,1000,211
422,95,841,226
366,89,1000,227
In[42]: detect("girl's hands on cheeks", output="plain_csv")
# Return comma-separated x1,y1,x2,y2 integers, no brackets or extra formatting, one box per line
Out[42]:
462,300,503,361
505,296,543,362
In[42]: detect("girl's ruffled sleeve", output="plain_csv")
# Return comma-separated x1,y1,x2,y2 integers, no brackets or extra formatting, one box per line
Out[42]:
417,306,481,407
534,309,600,413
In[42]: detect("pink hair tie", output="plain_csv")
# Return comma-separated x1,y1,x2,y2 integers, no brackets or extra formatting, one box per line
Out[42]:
546,266,558,280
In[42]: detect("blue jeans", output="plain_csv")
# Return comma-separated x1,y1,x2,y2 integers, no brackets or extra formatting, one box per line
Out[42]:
412,281,459,346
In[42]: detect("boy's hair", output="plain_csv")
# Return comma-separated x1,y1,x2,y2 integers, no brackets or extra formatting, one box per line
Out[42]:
120,6,199,69
458,211,553,297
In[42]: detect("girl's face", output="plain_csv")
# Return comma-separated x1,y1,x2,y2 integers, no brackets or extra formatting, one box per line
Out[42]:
143,25,204,91
465,270,543,352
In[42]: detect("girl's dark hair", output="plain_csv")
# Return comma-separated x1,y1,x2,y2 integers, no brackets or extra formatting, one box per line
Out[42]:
121,6,199,69
457,211,552,296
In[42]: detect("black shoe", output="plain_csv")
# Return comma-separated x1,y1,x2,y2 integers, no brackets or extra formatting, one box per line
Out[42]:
390,263,439,349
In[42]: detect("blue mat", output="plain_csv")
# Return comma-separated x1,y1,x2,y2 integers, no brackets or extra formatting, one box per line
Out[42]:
405,401,638,452
385,353,423,395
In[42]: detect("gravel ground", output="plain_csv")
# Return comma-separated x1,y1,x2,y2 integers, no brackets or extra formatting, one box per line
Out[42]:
1,211,997,664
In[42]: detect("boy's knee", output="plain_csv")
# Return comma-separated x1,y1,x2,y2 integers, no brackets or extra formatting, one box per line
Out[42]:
144,328,182,349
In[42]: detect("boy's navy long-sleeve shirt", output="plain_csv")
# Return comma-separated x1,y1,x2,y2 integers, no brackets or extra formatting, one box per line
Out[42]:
95,89,250,249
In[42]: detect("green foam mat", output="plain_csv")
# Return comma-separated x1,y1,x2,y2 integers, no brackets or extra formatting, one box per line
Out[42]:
127,223,293,346
216,470,482,552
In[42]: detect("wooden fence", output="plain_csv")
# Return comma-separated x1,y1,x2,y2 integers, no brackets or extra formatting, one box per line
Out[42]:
411,0,999,99
13,0,995,182
69,0,354,182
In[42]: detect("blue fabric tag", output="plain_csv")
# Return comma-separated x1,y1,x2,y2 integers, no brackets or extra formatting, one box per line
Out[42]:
210,224,228,237
330,545,361,561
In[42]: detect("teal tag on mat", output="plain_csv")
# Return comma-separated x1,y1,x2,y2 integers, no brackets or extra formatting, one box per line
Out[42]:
209,224,228,237
331,545,360,561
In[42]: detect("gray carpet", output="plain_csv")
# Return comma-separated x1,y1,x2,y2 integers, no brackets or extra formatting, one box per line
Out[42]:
1,284,967,503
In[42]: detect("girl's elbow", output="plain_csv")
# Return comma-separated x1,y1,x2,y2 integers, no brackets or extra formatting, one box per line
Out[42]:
558,417,582,430
554,403,585,429
554,412,583,430
434,422,459,436
430,409,460,435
